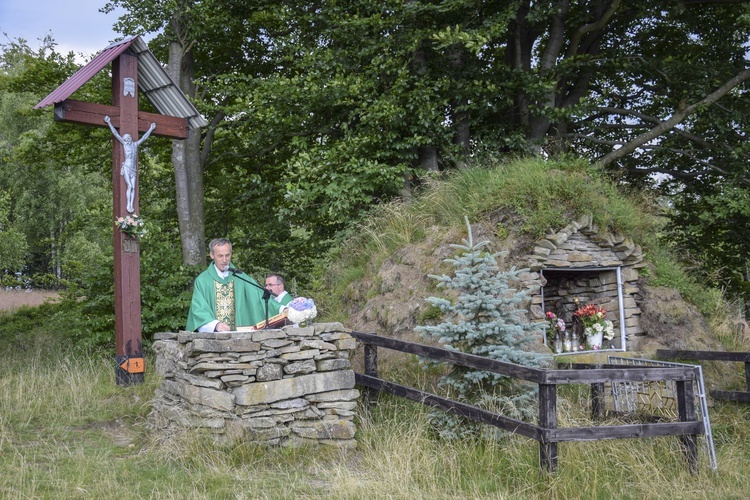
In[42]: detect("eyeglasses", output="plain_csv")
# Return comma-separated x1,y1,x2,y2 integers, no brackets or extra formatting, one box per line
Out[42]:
265,282,282,287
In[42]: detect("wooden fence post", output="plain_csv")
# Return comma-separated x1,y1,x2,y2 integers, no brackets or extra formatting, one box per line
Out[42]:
590,364,605,421
538,383,558,473
591,381,606,421
364,343,379,406
676,379,699,473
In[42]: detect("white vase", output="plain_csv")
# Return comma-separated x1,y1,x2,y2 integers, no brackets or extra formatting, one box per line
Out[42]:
587,331,604,349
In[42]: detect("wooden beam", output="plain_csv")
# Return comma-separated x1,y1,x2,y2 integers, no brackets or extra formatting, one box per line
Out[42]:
710,390,750,402
112,52,143,386
677,380,699,472
538,384,558,472
350,330,546,383
363,343,379,406
548,421,704,442
656,349,750,362
542,366,696,384
354,372,542,441
54,99,189,139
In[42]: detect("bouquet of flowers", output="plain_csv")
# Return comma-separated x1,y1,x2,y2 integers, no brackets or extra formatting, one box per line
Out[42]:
588,319,615,340
545,311,566,343
573,302,606,329
574,301,615,349
115,214,146,239
286,297,317,326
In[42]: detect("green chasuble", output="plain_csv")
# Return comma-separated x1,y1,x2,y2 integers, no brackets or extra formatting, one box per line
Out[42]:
186,264,282,331
278,291,293,307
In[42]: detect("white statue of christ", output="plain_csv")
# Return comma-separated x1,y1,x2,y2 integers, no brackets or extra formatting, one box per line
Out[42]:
104,115,156,213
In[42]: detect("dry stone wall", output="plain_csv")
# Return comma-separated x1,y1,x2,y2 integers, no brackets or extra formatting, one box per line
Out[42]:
150,322,359,448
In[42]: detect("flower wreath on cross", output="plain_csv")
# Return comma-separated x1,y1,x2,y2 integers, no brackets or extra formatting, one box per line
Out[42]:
114,214,146,239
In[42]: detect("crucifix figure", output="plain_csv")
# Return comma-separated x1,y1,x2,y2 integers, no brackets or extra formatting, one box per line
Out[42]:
104,115,156,213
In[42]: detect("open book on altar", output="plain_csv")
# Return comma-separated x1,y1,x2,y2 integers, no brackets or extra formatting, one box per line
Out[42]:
235,310,290,331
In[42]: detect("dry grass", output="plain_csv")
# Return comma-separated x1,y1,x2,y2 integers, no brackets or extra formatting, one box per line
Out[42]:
0,290,59,313
1,335,749,497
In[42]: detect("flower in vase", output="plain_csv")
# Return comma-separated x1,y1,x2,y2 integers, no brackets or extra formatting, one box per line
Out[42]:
576,302,617,350
544,311,566,343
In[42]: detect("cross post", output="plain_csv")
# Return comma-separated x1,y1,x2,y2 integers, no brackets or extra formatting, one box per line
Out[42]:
51,53,189,385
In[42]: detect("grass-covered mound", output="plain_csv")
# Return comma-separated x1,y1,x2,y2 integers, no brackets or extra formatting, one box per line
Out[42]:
320,156,733,344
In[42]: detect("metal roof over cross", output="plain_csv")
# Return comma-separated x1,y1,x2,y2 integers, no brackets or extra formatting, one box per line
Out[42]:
36,36,207,385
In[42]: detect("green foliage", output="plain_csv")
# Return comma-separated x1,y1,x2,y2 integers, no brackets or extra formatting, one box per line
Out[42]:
644,242,725,319
666,183,750,312
0,302,68,352
139,231,202,336
1,36,112,286
53,229,199,350
416,218,552,438
418,303,444,324
0,226,28,274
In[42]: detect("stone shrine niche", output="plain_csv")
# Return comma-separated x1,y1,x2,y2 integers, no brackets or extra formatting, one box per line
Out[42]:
541,268,624,349
524,215,646,353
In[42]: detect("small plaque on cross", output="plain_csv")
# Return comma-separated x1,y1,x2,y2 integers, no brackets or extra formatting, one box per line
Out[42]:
123,237,139,253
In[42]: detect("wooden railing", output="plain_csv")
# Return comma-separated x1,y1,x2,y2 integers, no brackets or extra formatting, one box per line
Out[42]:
352,331,703,473
657,349,750,403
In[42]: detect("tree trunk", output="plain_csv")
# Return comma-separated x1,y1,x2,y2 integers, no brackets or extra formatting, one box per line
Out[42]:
405,44,439,196
448,47,471,168
168,41,205,266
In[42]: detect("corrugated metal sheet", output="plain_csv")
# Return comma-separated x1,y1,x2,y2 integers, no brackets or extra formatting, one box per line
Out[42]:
35,36,207,130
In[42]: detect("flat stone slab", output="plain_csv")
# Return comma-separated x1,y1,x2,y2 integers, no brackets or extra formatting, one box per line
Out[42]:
234,370,355,406
191,338,261,353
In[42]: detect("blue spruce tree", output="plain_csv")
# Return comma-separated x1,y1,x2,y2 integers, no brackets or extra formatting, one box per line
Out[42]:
417,217,552,439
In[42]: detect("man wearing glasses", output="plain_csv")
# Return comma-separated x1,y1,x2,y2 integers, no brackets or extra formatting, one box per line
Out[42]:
265,273,293,306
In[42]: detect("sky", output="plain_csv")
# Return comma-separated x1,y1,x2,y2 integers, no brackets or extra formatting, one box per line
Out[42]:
0,1,129,60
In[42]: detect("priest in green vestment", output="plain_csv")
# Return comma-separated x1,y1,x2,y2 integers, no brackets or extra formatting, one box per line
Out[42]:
186,238,282,332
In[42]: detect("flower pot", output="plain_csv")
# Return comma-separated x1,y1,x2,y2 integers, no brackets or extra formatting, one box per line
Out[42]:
587,331,604,350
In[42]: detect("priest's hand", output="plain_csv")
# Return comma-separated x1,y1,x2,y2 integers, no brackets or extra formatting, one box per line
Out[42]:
215,321,231,332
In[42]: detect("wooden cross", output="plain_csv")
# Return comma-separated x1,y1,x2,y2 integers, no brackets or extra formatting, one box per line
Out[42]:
53,52,189,385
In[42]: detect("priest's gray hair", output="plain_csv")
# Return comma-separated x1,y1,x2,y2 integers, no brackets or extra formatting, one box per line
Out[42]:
209,238,232,252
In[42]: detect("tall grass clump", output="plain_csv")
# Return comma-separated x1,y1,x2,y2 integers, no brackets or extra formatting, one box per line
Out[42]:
416,155,654,240
642,240,728,319
320,200,428,317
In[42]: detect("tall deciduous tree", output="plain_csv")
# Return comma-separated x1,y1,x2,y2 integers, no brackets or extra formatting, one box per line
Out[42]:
55,1,750,301
0,37,111,284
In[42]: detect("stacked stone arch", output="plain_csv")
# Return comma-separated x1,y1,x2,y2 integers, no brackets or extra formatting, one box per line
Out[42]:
521,215,646,352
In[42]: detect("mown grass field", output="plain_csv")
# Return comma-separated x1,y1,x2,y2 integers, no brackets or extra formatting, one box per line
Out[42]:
0,289,59,312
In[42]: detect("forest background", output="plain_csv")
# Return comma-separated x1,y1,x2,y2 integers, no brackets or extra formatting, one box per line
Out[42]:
1,0,749,348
